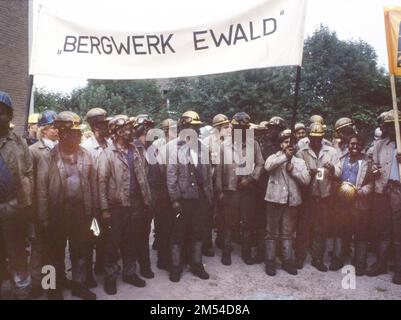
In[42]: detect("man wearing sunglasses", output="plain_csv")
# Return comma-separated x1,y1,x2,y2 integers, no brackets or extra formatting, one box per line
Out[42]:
254,116,285,264
202,114,231,257
98,115,153,294
331,117,358,264
45,111,96,300
215,112,264,266
132,114,158,280
152,119,177,271
81,108,111,287
166,111,213,282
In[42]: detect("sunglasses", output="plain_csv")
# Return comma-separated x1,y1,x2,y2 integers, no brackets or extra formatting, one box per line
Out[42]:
179,116,194,125
136,118,155,128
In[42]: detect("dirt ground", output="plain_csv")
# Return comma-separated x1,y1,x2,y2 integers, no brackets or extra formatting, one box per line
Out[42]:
65,239,400,300
2,238,400,300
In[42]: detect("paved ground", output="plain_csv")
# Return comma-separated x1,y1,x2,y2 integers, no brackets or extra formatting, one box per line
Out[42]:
2,239,400,300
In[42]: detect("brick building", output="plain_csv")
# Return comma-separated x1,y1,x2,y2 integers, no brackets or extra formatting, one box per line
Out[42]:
0,0,30,136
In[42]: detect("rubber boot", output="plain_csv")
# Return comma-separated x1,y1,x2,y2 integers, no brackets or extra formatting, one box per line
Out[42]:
281,239,297,275
311,237,328,272
392,242,401,285
221,230,232,266
169,244,182,283
366,241,389,277
103,276,117,295
71,282,96,300
329,238,344,271
241,231,255,265
265,239,276,276
191,242,209,280
254,229,265,264
354,241,367,276
84,264,98,289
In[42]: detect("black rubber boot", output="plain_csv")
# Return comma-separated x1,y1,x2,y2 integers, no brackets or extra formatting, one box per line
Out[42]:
281,239,297,275
47,288,64,300
84,268,98,289
221,230,232,266
311,259,328,272
392,242,401,285
104,277,117,295
30,284,43,299
311,237,328,272
354,241,368,276
71,282,96,300
122,274,146,287
169,244,182,283
140,266,155,279
254,229,265,264
329,238,344,271
215,229,223,250
265,240,276,276
202,246,215,257
241,232,255,265
366,241,389,277
191,242,209,280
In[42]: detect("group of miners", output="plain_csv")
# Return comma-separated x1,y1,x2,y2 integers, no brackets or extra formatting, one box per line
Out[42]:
0,88,401,301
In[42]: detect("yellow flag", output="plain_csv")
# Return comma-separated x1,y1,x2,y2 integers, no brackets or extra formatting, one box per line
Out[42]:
384,6,401,76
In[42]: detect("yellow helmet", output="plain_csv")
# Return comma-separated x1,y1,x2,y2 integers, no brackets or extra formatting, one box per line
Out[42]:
383,110,401,123
335,117,353,132
28,113,39,124
212,114,229,127
129,116,137,126
54,111,82,130
180,111,203,125
309,122,325,137
337,182,357,202
309,114,325,125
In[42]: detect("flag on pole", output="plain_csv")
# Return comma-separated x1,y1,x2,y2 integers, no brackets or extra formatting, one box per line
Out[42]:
384,6,401,76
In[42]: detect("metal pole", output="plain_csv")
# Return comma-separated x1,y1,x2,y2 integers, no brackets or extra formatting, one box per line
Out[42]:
291,65,302,130
24,75,34,136
390,74,401,181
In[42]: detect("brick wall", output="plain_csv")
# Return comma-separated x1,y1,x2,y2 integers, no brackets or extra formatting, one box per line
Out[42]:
0,0,30,136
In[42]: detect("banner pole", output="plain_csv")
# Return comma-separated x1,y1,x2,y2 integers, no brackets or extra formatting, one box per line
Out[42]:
390,74,401,181
24,75,34,136
291,65,302,130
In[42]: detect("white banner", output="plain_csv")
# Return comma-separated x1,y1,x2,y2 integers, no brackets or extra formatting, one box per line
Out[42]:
30,0,307,79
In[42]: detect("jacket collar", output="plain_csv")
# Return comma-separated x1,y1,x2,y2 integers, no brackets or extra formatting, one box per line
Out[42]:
304,142,332,160
0,131,17,148
111,141,133,168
